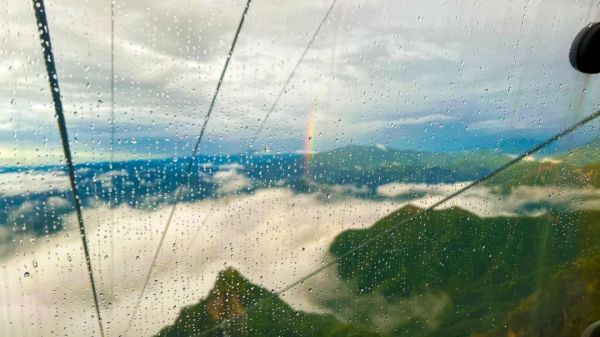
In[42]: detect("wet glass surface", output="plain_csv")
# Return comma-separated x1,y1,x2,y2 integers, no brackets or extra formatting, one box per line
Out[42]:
0,1,599,336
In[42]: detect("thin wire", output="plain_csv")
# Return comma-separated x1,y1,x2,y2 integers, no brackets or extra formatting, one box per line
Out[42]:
109,0,115,184
31,1,105,337
249,0,339,147
121,1,252,335
186,204,213,250
109,0,116,331
193,108,600,337
507,0,532,132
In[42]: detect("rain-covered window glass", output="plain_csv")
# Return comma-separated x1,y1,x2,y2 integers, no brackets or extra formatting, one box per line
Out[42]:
1,0,600,337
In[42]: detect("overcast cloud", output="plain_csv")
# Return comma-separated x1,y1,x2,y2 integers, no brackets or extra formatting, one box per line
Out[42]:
2,0,600,163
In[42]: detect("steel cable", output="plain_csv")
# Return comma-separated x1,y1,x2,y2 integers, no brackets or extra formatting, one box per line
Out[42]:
31,1,106,336
120,1,253,335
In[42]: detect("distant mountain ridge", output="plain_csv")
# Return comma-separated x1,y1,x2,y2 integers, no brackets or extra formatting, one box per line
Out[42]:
1,141,598,240
308,144,512,187
556,136,600,166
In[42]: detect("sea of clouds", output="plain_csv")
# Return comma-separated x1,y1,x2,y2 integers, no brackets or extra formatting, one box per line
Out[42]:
0,168,600,336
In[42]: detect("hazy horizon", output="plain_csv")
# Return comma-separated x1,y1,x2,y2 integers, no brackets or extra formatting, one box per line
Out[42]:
2,0,600,166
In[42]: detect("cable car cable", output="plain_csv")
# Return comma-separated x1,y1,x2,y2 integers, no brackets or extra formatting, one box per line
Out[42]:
121,1,253,335
179,6,347,267
249,0,339,147
193,107,600,337
31,1,106,336
109,0,116,327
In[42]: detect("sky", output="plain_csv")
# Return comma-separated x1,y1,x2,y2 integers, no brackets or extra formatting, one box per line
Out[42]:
2,0,600,165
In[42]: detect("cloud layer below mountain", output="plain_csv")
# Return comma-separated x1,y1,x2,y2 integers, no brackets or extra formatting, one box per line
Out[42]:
1,182,600,336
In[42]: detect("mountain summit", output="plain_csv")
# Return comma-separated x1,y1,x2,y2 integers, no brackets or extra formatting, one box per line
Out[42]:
154,267,383,337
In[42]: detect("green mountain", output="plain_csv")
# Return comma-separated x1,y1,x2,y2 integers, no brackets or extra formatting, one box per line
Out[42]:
328,206,600,336
307,143,600,191
479,252,600,337
484,160,592,191
311,145,423,169
557,137,600,166
484,159,600,191
467,137,600,190
153,205,600,337
581,162,600,187
154,268,383,337
308,145,512,186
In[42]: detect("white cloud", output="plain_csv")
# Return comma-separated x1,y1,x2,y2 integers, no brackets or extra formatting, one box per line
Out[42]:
2,0,599,158
377,182,469,198
212,165,250,194
0,189,400,337
375,143,387,151
218,163,244,171
378,182,600,217
46,196,71,209
540,157,562,164
0,183,599,336
0,171,69,196
96,169,128,189
394,114,458,126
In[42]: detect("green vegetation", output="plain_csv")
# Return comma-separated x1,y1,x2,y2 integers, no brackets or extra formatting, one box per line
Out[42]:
307,141,600,191
556,137,600,166
329,206,600,336
152,135,600,336
155,206,600,337
309,145,512,186
479,252,600,337
155,268,384,337
484,137,600,190
484,161,592,191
